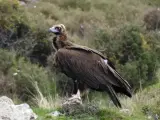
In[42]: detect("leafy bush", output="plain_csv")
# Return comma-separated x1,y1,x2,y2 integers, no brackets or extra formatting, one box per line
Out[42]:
144,8,160,30
0,49,56,102
54,0,91,11
0,0,20,29
0,0,53,66
93,25,160,89
146,0,160,6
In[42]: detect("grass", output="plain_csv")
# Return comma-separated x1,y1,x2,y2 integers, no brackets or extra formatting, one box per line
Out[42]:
0,0,160,120
32,80,160,120
31,69,160,119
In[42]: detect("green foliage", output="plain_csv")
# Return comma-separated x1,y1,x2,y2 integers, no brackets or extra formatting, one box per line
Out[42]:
58,0,91,11
0,49,56,102
93,25,160,89
0,0,53,66
0,0,160,119
0,0,20,29
146,0,160,6
96,109,124,120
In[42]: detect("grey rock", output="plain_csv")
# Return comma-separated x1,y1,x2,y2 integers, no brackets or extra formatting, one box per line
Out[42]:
49,111,61,117
62,92,83,115
0,96,14,105
120,108,132,116
19,1,26,6
0,96,37,120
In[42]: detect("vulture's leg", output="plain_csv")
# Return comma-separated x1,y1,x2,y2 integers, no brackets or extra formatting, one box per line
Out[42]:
69,80,82,100
73,80,78,94
78,82,90,102
69,89,81,100
68,89,81,101
71,80,89,102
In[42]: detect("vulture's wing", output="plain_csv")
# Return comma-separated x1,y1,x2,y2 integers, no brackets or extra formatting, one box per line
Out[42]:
55,48,132,108
66,46,131,90
66,45,116,69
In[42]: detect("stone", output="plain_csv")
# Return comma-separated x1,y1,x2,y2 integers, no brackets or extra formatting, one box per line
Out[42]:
49,111,61,117
119,108,132,116
19,1,26,6
0,96,14,105
62,90,83,115
0,96,37,120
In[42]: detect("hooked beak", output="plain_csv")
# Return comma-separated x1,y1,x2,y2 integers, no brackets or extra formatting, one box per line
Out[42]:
49,26,59,34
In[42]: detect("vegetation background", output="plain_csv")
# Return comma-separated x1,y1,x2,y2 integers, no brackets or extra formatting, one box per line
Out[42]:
0,0,160,119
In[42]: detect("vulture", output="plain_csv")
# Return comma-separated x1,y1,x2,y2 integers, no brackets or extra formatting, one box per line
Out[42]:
49,24,132,108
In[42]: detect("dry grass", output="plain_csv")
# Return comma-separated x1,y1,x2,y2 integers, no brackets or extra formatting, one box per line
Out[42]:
32,81,61,109
121,69,160,117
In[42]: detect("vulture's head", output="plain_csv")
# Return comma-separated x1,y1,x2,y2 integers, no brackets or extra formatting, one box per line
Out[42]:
49,24,66,35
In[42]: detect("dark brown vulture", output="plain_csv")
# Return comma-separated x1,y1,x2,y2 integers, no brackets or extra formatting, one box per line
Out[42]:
49,24,132,108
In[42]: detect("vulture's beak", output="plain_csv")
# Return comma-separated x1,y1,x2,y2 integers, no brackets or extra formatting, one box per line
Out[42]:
49,26,59,34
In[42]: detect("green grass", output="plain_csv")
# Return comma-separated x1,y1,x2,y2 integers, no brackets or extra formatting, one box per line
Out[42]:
33,107,125,120
32,74,160,120
32,106,146,120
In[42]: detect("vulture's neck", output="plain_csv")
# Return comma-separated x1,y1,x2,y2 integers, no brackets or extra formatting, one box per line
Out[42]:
52,33,74,50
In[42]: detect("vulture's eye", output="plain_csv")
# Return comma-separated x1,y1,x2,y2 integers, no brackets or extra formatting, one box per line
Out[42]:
55,27,61,31
49,25,62,34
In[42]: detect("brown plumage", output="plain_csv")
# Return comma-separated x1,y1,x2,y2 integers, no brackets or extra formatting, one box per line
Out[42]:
49,24,132,108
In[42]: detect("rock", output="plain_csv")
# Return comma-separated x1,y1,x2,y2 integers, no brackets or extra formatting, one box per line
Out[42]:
19,0,39,3
0,96,14,105
0,96,37,120
119,109,132,116
49,111,61,117
154,114,159,120
62,91,83,115
61,91,99,115
19,1,26,6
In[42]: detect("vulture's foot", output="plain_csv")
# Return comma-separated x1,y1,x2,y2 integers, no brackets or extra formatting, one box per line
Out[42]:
62,89,82,106
69,89,81,101
62,89,82,114
62,90,83,115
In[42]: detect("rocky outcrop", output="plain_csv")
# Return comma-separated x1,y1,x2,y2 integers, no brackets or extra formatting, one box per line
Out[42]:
144,8,160,30
62,91,83,115
18,0,39,6
0,96,37,120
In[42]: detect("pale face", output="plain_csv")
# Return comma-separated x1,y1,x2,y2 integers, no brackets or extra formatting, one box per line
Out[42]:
49,24,66,35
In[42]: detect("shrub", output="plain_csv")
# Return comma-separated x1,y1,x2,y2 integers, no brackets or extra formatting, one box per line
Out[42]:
93,25,160,89
144,8,160,30
57,0,91,11
0,49,56,102
0,0,54,66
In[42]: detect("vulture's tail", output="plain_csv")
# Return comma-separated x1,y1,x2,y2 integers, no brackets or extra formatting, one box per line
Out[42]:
105,85,122,108
107,64,132,97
